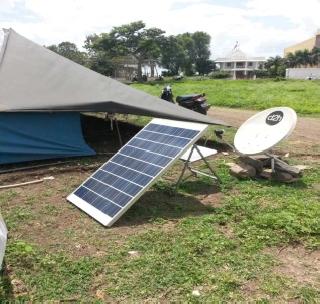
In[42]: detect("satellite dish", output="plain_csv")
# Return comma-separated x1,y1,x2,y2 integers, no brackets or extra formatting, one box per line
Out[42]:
234,107,297,155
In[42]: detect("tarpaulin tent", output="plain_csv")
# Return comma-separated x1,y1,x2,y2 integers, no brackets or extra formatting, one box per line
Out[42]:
0,29,228,164
0,112,95,164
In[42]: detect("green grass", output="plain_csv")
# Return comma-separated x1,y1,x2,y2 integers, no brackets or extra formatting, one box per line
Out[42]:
0,157,319,302
1,240,101,301
132,78,320,115
0,113,319,301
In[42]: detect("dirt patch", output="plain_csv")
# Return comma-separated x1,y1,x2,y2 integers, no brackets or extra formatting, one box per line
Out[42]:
266,245,320,287
1,160,218,258
240,279,264,301
217,224,235,239
200,192,224,208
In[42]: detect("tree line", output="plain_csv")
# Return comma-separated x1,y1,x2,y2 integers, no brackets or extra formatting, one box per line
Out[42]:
47,21,214,80
262,47,320,78
47,21,320,80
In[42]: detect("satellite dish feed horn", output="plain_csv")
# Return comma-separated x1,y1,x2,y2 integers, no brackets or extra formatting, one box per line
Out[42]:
234,107,297,156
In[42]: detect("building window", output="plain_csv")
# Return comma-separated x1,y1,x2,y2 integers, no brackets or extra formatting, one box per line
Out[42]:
248,62,253,67
226,62,232,68
236,62,245,68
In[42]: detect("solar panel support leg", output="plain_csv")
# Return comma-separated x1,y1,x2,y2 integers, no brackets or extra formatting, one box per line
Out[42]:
175,144,220,191
193,144,221,183
175,145,196,191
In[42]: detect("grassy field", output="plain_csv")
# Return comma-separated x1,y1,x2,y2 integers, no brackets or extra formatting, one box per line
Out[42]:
133,79,320,115
0,118,319,302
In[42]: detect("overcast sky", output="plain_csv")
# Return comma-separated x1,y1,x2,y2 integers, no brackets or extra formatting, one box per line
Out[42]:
1,0,320,58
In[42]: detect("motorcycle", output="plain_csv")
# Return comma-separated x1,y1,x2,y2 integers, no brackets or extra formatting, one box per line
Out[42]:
176,93,210,115
160,85,174,103
160,86,210,115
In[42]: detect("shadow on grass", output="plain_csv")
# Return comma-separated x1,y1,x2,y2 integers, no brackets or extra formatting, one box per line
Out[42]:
178,177,220,195
254,176,309,190
115,186,220,227
0,261,14,301
197,138,234,153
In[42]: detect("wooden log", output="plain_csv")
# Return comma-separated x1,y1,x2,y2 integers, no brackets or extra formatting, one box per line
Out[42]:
250,155,272,167
238,156,264,173
260,169,272,180
274,158,303,177
272,171,298,183
229,163,256,179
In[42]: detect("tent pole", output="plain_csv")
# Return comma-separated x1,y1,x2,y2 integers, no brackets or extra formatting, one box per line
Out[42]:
114,117,123,147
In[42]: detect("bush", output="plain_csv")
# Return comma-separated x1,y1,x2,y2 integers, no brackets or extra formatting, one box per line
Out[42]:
209,71,230,79
254,69,269,78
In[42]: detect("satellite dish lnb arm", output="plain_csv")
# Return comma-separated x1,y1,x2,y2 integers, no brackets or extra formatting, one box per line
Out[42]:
214,129,236,152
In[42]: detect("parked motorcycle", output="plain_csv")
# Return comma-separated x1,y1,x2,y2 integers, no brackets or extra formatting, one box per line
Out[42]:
176,93,210,115
160,85,174,103
160,86,211,115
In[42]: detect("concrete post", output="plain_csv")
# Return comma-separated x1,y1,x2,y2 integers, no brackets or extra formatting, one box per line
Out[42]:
245,61,248,77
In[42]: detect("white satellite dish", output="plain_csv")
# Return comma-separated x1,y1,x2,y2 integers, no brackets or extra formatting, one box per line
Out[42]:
234,107,297,155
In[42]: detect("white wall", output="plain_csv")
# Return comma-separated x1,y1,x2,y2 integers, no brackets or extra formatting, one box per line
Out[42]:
286,68,320,79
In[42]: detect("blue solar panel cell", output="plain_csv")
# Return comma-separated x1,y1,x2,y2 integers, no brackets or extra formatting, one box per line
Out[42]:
83,178,132,207
119,146,172,167
68,118,207,226
74,187,121,217
92,170,142,196
101,163,153,187
127,138,181,158
137,130,191,147
144,123,199,139
112,154,162,177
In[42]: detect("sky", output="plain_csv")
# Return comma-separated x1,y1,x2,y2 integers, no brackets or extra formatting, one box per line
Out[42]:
1,0,320,58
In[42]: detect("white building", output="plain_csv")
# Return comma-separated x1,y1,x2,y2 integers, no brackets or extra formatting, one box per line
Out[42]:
215,47,266,79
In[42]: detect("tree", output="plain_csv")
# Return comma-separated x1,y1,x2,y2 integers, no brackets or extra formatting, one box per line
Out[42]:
92,21,165,80
192,31,212,74
84,34,115,76
285,48,320,69
47,41,88,66
285,52,297,68
264,56,286,77
171,31,212,75
293,50,311,68
176,33,196,76
310,47,320,67
160,36,186,75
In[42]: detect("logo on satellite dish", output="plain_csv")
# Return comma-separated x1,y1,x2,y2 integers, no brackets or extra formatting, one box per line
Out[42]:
266,111,284,125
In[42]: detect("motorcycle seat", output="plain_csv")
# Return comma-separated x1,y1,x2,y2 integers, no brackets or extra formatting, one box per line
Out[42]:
176,94,200,102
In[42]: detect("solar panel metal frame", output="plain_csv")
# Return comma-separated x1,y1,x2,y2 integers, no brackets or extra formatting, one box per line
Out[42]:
67,118,208,227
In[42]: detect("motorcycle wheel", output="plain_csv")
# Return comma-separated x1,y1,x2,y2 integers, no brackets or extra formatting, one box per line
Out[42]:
194,106,207,115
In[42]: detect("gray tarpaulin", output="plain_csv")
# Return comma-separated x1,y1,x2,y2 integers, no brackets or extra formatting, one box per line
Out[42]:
0,29,228,126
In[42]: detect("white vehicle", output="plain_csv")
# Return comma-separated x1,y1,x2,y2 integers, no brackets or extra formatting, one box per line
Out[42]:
0,215,7,268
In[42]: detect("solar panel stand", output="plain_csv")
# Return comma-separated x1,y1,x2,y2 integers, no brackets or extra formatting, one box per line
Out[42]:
175,144,220,190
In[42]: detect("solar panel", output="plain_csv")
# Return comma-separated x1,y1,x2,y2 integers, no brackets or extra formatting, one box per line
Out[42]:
67,118,208,226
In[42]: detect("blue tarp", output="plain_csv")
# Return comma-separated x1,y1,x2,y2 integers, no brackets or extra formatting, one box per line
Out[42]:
0,112,95,164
